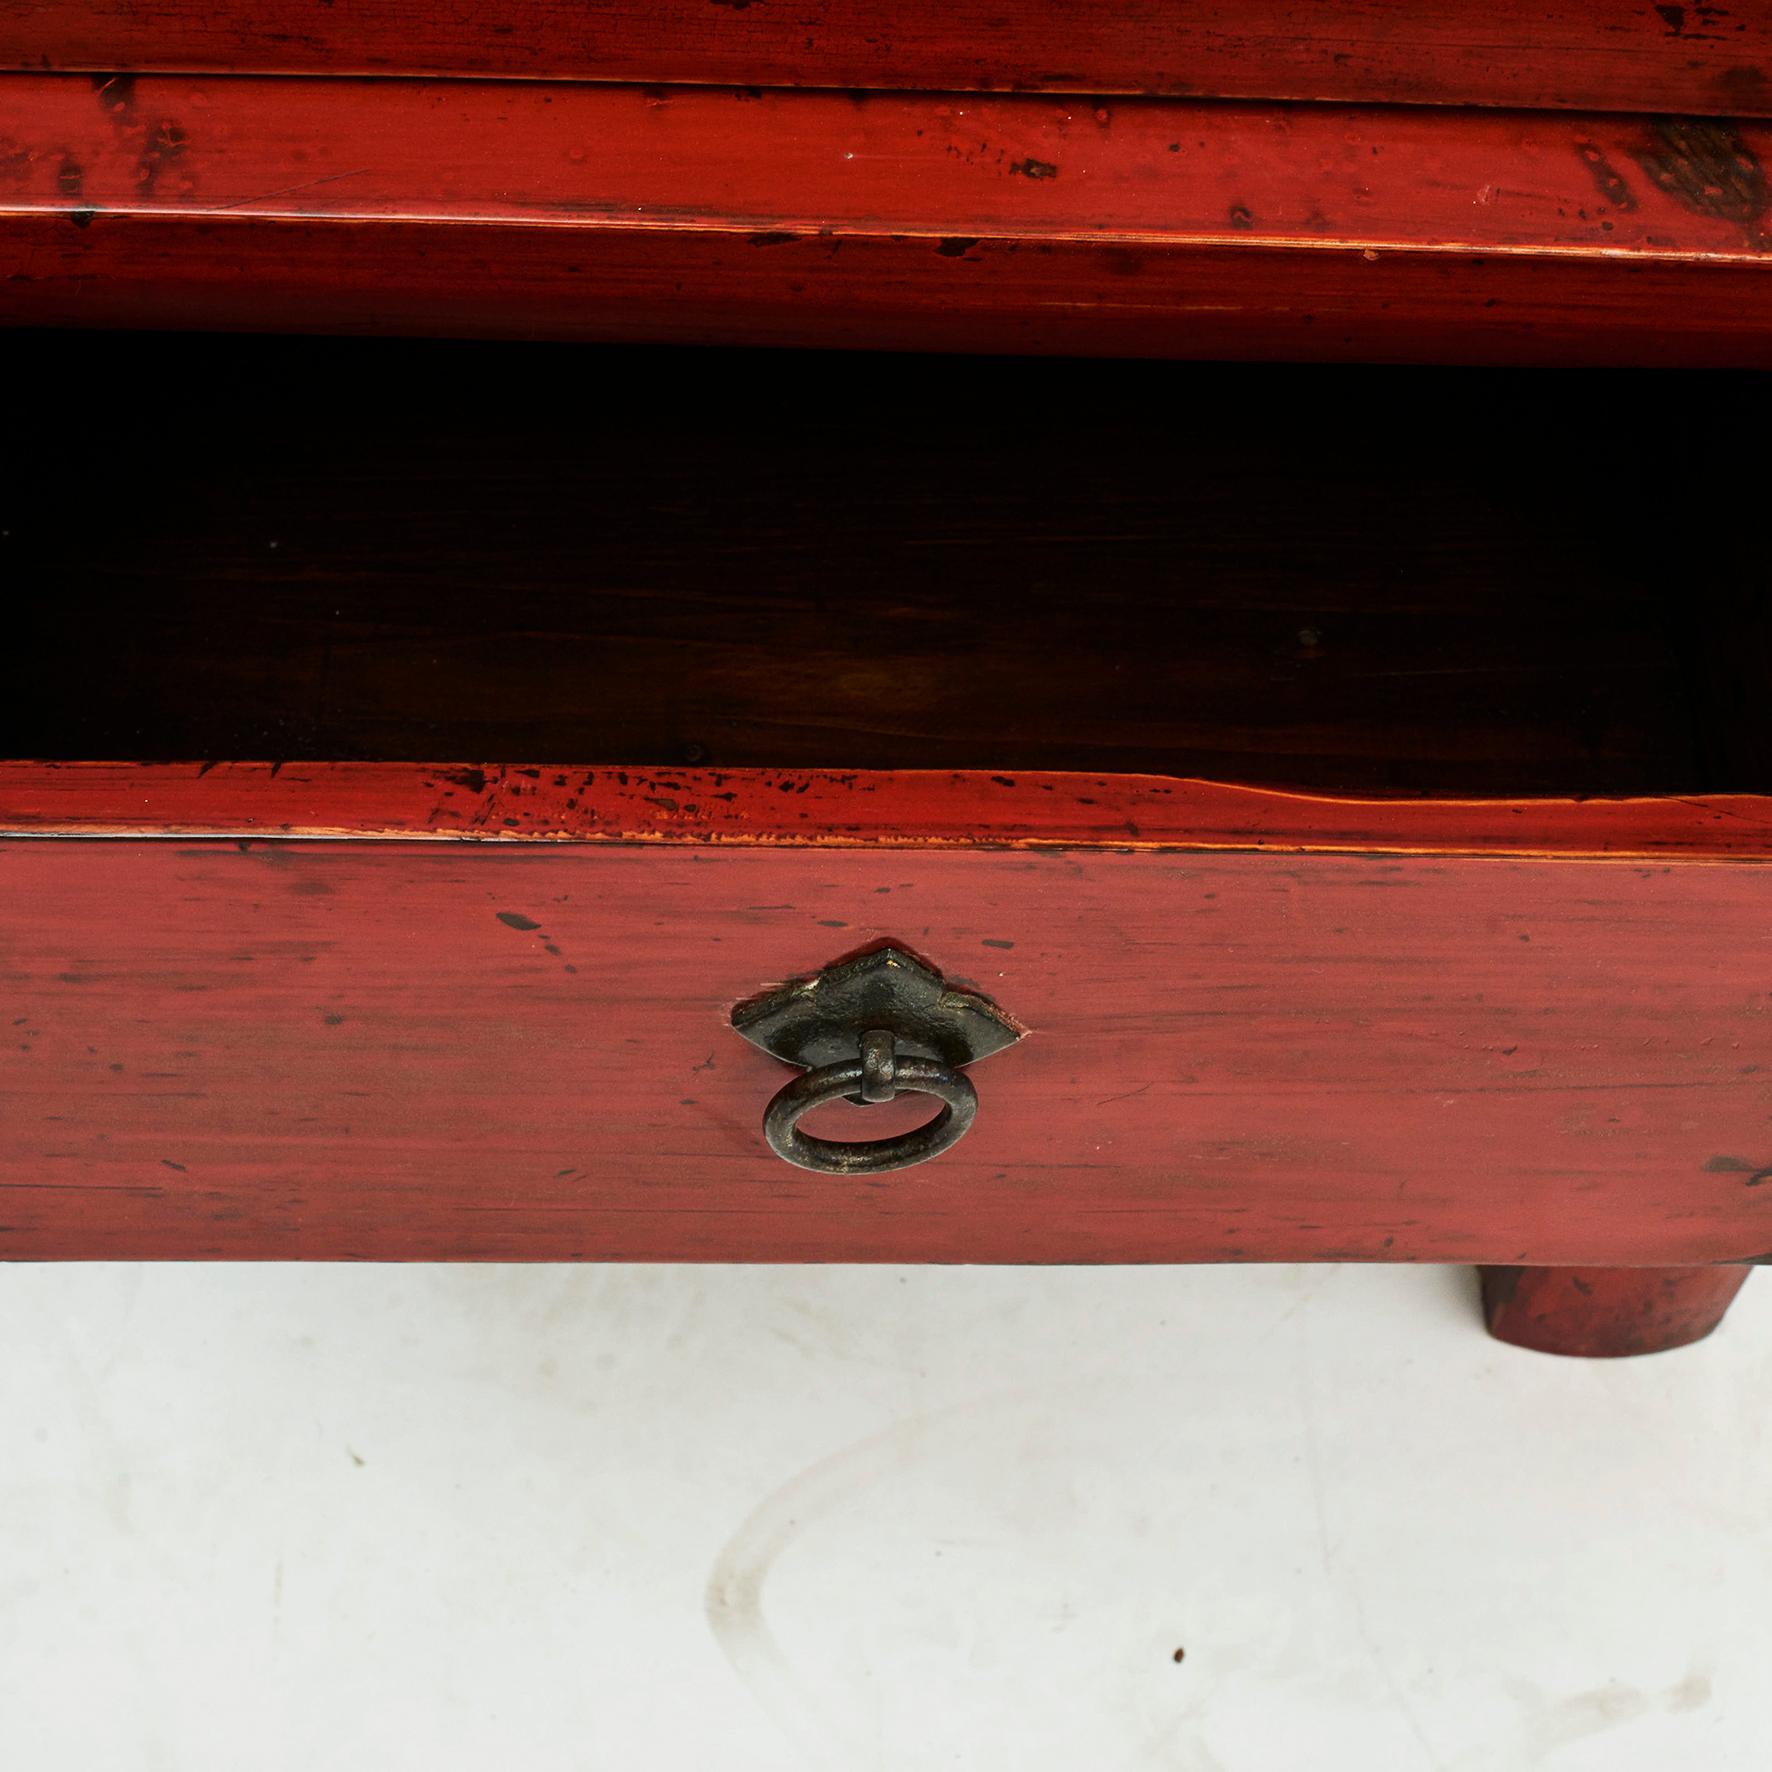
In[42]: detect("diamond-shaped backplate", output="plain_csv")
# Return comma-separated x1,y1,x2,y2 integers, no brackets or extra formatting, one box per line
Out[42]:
730,947,1023,1072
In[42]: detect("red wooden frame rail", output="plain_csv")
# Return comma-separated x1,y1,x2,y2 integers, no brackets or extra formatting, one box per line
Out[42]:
8,0,1772,119
3,77,1770,362
6,764,1772,861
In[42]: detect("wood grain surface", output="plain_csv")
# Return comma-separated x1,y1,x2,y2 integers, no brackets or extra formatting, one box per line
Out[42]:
3,825,1772,1263
4,77,1771,360
7,0,1771,118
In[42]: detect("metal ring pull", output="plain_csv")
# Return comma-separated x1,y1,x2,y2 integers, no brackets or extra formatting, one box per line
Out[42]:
730,946,1023,1177
762,1030,978,1174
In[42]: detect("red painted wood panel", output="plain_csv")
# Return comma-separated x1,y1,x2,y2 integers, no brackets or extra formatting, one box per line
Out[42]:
3,769,1772,1264
3,78,1770,362
6,765,1772,861
7,0,1771,118
3,834,1771,1263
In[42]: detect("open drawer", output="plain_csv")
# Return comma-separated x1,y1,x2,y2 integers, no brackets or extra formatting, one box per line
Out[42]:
3,334,1770,1272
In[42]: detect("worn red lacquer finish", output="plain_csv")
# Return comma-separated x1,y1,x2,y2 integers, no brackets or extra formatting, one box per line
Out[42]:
3,78,1770,362
7,0,1771,118
3,766,1771,1266
5,765,1772,860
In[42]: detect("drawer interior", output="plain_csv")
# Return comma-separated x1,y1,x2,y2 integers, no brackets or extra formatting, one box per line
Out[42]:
7,332,1765,798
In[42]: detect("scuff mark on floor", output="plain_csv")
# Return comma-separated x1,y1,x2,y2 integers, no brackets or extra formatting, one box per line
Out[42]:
705,1394,1032,1770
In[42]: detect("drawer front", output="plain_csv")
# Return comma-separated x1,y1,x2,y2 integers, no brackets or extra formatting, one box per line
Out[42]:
4,833,1771,1264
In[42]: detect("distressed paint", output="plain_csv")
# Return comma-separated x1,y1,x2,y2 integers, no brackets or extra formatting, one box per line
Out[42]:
4,765,1772,860
3,78,1771,362
7,77,1771,258
5,0,1771,118
3,771,1772,1264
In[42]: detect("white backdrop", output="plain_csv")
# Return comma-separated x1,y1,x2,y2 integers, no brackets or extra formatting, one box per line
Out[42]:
2,1262,1766,1770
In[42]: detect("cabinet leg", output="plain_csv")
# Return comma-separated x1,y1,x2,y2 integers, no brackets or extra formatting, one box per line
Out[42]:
1479,1264,1751,1358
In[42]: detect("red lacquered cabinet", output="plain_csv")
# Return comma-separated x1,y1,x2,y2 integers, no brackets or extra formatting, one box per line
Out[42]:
1,0,1769,1357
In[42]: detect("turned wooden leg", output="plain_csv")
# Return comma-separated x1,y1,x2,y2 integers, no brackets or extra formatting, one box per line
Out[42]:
1480,1264,1752,1358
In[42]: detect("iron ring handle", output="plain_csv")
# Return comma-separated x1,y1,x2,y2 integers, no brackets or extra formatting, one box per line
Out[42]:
762,1034,978,1175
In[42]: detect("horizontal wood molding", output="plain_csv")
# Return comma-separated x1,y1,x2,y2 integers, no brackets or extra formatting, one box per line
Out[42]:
4,765,1772,862
7,0,1771,118
4,78,1771,360
4,77,1767,259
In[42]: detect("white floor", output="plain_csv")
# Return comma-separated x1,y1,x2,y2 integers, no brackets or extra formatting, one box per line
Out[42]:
1,1262,1767,1771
